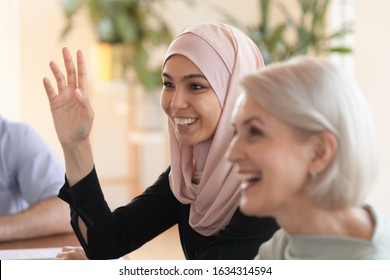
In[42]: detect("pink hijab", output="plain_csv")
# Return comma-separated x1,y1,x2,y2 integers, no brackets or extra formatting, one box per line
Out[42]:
163,22,264,236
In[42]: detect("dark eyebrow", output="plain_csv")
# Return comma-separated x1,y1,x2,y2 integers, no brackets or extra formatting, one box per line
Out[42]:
162,72,208,82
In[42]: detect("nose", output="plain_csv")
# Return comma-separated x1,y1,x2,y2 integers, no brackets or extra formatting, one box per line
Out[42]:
226,135,243,163
170,88,188,109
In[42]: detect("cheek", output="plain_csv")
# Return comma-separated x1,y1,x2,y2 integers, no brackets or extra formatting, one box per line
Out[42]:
208,108,222,131
209,100,222,124
250,145,308,185
160,93,171,116
245,143,270,166
197,98,221,131
268,149,310,190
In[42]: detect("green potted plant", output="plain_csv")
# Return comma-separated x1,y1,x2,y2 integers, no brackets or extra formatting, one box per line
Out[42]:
61,0,173,92
223,0,353,65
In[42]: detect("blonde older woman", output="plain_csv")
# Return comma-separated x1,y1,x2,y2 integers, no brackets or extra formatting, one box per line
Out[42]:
228,56,390,259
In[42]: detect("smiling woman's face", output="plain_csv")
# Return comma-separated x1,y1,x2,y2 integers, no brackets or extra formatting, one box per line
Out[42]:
161,55,222,146
227,95,315,217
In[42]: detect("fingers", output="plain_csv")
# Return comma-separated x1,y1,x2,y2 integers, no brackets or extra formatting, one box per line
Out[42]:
49,60,67,93
61,246,79,252
77,50,88,94
56,251,72,260
62,47,77,90
42,77,56,101
55,246,71,259
45,47,89,103
55,246,87,260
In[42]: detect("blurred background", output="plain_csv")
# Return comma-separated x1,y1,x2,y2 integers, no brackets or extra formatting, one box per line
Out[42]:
0,0,389,258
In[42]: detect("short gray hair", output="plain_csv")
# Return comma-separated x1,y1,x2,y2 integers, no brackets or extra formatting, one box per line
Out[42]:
240,56,378,207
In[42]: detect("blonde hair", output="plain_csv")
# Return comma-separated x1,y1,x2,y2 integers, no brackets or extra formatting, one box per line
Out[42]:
240,56,378,207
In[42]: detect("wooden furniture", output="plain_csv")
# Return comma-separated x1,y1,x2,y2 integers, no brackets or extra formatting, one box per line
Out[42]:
0,233,80,250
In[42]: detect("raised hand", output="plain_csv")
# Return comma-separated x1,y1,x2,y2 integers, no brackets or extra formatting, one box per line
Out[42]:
43,47,95,186
43,47,94,148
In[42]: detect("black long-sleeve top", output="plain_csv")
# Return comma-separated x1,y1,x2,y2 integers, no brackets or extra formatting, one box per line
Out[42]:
58,166,279,260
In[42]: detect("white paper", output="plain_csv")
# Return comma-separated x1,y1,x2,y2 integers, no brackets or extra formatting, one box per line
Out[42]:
0,247,62,260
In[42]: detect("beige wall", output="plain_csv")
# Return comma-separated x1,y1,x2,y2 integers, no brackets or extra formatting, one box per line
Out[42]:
14,0,390,217
355,0,390,218
19,0,95,156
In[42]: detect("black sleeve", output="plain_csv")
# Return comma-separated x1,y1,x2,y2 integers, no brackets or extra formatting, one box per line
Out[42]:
195,210,279,260
58,166,179,259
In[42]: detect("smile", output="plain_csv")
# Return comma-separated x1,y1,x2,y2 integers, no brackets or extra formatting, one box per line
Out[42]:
174,117,198,126
238,172,262,183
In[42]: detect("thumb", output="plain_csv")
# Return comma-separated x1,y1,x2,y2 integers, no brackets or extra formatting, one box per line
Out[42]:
75,88,84,100
75,88,91,107
75,88,94,117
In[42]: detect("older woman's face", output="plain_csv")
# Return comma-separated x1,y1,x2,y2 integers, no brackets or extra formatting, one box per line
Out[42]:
227,95,314,217
161,55,222,146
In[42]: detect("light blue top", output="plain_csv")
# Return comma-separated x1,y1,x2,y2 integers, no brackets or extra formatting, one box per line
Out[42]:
0,116,65,215
255,206,390,260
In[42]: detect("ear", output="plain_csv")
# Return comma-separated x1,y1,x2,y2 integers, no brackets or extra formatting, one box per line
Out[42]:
309,131,338,175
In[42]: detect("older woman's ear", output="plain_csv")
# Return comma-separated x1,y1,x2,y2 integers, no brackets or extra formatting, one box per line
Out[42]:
309,131,338,176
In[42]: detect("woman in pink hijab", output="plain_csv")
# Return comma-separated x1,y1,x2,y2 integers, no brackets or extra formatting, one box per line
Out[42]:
43,22,278,260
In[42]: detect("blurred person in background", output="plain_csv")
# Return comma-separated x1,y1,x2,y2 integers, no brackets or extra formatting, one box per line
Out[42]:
0,115,72,241
43,22,279,260
228,56,390,259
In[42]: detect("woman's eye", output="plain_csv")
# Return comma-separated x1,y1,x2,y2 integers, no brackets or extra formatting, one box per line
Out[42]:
190,84,205,90
248,126,263,137
162,82,173,88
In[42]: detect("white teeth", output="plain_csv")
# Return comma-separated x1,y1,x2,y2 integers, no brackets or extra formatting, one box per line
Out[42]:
174,118,198,126
239,173,262,182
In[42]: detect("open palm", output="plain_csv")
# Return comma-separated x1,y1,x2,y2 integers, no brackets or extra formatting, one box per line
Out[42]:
43,47,94,147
